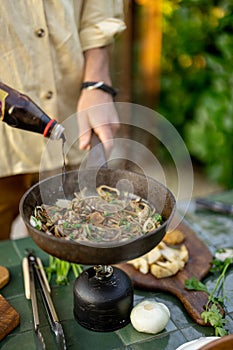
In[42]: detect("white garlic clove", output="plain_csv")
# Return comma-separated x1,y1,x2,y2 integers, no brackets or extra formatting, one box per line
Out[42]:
130,299,170,334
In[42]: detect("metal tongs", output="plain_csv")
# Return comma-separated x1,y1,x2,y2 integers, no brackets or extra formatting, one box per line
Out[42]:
22,251,67,350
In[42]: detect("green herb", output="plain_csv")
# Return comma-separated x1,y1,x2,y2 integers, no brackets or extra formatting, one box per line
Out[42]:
62,221,81,229
85,224,92,236
185,253,233,336
56,259,70,285
71,223,81,229
124,222,131,230
153,213,162,223
119,218,127,225
62,222,70,229
103,211,112,217
71,263,83,278
46,255,82,286
210,255,231,274
201,304,228,337
185,276,208,293
29,216,42,230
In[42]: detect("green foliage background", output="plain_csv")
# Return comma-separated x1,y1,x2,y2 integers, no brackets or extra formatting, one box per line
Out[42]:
158,0,233,188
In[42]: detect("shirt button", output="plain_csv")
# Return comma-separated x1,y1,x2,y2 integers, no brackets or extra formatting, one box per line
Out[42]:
35,28,46,38
45,91,53,99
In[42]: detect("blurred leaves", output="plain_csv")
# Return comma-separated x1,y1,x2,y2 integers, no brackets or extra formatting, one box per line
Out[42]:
158,0,233,187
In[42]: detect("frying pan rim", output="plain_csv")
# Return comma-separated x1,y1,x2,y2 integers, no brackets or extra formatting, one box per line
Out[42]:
19,169,176,249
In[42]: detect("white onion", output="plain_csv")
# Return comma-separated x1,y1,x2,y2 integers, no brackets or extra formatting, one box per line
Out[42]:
130,299,170,334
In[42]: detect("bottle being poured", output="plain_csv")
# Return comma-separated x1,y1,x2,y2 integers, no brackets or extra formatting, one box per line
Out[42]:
0,82,65,140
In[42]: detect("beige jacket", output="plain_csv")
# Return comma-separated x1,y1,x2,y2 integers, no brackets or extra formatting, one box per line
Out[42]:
0,0,125,176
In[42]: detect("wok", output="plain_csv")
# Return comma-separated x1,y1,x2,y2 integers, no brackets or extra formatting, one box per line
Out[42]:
20,168,176,265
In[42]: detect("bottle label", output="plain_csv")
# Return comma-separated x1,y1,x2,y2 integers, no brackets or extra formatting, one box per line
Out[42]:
0,88,9,120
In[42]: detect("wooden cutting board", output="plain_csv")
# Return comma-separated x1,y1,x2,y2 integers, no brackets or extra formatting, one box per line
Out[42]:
118,220,215,325
0,267,20,341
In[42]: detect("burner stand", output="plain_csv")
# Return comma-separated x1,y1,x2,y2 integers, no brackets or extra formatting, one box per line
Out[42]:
73,265,133,332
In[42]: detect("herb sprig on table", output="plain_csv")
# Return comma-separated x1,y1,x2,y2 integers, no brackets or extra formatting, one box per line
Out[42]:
185,250,233,337
46,256,83,286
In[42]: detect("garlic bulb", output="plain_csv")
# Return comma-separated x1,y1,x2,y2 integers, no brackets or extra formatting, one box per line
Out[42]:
130,299,170,334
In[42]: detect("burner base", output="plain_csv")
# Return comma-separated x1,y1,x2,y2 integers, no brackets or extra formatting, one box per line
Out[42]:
73,266,133,332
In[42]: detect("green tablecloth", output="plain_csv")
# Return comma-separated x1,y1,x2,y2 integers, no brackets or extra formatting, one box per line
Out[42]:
0,191,233,350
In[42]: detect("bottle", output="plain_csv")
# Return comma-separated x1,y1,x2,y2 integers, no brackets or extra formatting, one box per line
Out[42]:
0,81,65,140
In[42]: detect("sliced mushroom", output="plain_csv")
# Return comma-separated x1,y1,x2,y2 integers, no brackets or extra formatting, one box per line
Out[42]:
89,212,104,225
128,237,189,279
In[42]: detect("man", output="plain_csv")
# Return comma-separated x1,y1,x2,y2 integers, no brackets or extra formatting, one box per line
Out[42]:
0,0,126,239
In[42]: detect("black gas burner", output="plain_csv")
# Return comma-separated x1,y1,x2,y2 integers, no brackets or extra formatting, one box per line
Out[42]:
73,264,133,332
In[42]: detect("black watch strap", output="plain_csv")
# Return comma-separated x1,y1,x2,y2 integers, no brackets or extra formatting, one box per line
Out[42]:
81,81,117,98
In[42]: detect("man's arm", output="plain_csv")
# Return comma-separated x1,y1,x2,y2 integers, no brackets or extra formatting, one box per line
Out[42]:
77,46,119,157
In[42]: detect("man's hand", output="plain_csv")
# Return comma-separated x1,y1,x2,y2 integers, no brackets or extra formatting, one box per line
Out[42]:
77,87,119,158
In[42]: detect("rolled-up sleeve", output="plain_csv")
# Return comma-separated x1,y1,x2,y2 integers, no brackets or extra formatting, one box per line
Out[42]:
79,0,126,51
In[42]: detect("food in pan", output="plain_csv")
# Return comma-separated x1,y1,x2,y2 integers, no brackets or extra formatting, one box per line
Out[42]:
127,240,189,278
30,185,163,243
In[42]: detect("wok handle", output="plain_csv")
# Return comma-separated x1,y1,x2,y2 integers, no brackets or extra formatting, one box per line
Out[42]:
90,132,102,149
85,132,107,169
196,198,233,215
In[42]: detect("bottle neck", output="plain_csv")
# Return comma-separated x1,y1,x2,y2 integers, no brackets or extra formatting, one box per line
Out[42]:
49,123,65,141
